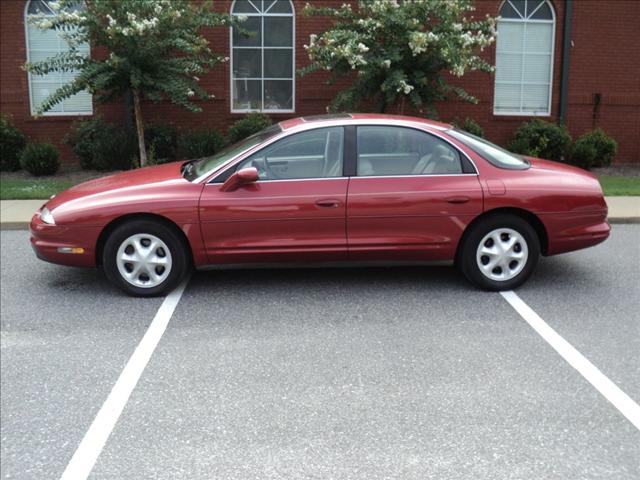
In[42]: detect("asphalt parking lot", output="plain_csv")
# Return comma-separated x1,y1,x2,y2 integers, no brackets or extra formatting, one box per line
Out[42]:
1,226,639,480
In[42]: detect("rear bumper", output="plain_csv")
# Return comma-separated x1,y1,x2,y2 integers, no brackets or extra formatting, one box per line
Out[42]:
30,213,101,267
541,211,610,255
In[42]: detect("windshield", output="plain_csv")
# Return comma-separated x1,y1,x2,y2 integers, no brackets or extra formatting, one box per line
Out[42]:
183,124,283,181
446,129,530,170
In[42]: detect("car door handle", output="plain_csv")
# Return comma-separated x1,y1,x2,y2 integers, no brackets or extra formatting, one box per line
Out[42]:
446,196,470,204
315,199,341,208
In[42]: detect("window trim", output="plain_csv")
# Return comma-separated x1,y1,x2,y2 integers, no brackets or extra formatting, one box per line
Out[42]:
229,0,295,114
493,0,556,117
353,125,478,178
24,0,93,117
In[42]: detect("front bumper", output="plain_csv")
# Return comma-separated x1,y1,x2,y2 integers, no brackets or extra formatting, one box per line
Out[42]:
30,212,101,267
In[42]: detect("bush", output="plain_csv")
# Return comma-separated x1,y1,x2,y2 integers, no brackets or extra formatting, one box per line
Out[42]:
1,114,27,171
178,129,227,159
65,117,135,171
507,119,572,161
144,123,177,164
228,113,272,144
453,117,485,138
19,142,60,176
571,128,617,169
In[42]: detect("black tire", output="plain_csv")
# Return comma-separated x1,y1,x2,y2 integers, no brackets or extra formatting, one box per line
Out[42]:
103,220,190,297
458,214,540,291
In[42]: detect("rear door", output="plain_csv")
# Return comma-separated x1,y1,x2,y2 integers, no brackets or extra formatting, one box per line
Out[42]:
347,126,483,261
199,127,348,264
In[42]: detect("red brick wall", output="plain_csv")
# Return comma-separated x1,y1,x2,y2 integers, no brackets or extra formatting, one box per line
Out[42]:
1,0,638,166
563,0,640,164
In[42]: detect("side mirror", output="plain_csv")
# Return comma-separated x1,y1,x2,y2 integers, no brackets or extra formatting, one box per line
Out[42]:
220,167,259,192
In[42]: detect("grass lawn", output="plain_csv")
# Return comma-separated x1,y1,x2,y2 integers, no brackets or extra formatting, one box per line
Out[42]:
598,176,640,196
0,178,76,200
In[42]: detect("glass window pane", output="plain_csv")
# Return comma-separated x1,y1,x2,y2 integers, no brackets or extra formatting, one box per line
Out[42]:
28,0,55,15
495,53,523,82
264,17,292,47
264,80,292,110
530,2,553,20
232,0,260,14
522,84,549,112
496,22,524,52
523,53,551,83
498,1,521,19
526,0,544,17
240,127,343,180
30,80,63,112
27,25,60,50
510,0,526,17
233,17,261,47
233,48,261,78
265,0,293,14
494,83,522,111
264,49,292,78
525,23,553,52
357,127,461,176
63,90,92,113
233,79,262,110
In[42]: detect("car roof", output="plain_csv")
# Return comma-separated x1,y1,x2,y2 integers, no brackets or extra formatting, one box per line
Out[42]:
278,113,452,132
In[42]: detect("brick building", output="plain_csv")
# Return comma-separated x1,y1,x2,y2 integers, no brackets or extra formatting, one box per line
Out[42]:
1,0,639,166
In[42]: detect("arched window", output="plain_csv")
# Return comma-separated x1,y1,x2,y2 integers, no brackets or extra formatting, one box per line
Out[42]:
25,0,92,115
494,0,555,115
231,0,294,113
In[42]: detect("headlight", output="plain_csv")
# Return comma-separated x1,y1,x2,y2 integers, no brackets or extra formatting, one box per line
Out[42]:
40,207,55,225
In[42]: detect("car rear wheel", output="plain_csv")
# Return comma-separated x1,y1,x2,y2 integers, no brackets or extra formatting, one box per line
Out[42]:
103,220,190,297
459,214,540,291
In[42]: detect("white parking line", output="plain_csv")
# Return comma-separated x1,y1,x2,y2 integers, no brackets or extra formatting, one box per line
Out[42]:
60,279,190,480
501,290,640,431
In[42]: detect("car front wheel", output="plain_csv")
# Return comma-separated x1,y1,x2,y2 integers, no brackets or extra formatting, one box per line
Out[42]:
459,214,540,291
103,220,190,296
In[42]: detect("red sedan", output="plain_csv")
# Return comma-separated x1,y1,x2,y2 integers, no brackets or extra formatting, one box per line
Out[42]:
30,114,610,296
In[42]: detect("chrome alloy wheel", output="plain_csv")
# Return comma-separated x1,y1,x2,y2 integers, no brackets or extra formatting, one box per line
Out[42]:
116,233,172,288
475,228,529,282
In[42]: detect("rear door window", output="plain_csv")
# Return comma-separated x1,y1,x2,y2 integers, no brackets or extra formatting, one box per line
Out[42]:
357,126,463,176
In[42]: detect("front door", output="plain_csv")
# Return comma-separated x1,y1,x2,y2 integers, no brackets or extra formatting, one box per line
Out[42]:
347,125,483,261
199,126,348,264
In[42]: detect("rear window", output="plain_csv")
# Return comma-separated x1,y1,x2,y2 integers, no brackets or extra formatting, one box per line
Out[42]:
446,129,530,170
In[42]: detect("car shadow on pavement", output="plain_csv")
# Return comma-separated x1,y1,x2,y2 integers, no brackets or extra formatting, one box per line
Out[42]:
189,264,466,295
524,255,607,291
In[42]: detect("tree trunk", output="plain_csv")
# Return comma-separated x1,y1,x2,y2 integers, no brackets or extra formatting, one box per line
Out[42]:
132,89,147,167
399,96,406,115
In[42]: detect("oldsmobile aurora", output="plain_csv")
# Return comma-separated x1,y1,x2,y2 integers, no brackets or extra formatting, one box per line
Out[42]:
30,114,610,296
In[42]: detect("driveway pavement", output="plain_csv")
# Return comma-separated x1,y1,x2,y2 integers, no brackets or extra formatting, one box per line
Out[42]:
1,226,639,479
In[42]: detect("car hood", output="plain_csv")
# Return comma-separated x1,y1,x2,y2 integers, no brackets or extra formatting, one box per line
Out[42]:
46,162,187,211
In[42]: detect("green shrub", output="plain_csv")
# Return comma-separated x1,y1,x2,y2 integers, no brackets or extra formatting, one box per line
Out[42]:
19,142,60,176
1,114,27,171
228,113,272,144
65,117,135,171
507,119,572,161
144,123,177,164
571,128,617,169
453,117,485,138
178,128,227,159
570,142,598,170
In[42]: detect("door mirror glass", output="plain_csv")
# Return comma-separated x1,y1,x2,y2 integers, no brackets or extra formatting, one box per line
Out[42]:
220,167,259,192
